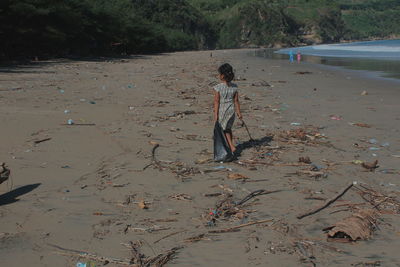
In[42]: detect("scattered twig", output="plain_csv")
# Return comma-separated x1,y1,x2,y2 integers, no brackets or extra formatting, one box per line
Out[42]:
204,192,223,197
183,233,209,243
145,246,183,266
235,189,283,206
153,230,186,244
241,178,269,183
0,87,23,92
130,241,145,266
208,219,273,233
297,182,356,219
143,144,160,170
34,137,52,144
49,243,132,265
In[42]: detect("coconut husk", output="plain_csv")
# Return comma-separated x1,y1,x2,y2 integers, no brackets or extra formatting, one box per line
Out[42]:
327,209,377,242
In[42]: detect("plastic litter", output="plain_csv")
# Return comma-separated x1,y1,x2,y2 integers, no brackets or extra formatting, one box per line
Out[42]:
64,109,70,114
369,147,380,151
280,103,289,111
369,138,378,144
213,165,227,170
310,163,323,171
89,101,96,104
67,119,74,125
381,142,390,147
59,89,65,93
290,122,301,126
330,115,342,121
213,121,233,162
76,262,96,267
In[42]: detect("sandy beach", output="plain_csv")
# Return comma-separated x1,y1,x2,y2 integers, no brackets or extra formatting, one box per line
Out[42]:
1,49,399,267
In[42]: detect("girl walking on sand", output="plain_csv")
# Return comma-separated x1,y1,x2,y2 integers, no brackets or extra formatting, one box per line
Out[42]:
213,63,242,154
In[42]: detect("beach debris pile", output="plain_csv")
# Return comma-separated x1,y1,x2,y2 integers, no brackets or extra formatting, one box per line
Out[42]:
355,184,400,214
51,242,182,267
204,189,279,227
277,127,326,144
142,143,200,180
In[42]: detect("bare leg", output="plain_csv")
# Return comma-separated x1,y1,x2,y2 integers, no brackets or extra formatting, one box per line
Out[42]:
224,130,236,153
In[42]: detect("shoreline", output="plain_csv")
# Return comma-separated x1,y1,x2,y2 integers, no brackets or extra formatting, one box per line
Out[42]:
0,49,399,266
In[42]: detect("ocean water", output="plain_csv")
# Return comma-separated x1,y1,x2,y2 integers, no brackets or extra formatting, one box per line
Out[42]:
278,39,400,59
258,39,400,81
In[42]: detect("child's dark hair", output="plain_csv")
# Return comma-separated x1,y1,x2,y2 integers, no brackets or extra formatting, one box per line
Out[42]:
218,63,234,82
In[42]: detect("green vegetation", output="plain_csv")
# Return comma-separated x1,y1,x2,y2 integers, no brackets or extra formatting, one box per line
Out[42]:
1,0,399,59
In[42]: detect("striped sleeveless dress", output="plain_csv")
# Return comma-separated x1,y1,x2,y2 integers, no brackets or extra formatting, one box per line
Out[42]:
214,82,238,130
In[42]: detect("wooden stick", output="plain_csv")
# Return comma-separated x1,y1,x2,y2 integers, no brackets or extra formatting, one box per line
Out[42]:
208,219,273,233
0,87,22,92
143,144,160,170
34,137,52,144
242,178,270,183
151,143,160,162
240,119,254,141
296,181,356,219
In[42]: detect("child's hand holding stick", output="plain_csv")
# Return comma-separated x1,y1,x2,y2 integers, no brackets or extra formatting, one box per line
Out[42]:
240,118,254,142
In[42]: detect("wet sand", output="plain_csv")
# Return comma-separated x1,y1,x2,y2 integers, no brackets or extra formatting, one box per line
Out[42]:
0,49,399,266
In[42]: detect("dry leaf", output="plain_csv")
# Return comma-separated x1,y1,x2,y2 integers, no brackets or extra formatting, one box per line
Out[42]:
327,209,377,241
138,200,148,209
353,123,371,128
195,158,211,164
361,160,379,171
169,193,192,201
149,140,159,145
227,173,249,180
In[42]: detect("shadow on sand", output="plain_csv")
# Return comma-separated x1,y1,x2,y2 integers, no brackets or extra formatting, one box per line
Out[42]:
0,183,41,206
234,136,273,158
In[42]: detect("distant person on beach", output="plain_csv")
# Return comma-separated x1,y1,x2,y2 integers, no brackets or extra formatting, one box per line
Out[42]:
213,63,242,153
297,50,301,63
289,50,294,63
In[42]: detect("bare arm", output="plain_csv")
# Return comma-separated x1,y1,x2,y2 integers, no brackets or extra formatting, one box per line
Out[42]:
234,91,242,120
213,90,220,122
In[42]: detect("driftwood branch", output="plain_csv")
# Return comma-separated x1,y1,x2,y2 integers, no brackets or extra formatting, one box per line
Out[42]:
297,181,356,219
143,144,160,170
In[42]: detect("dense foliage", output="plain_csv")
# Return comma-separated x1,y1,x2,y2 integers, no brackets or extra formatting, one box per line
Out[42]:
1,0,399,59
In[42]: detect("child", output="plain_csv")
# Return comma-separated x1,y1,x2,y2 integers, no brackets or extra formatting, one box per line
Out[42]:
297,50,301,63
213,63,242,153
